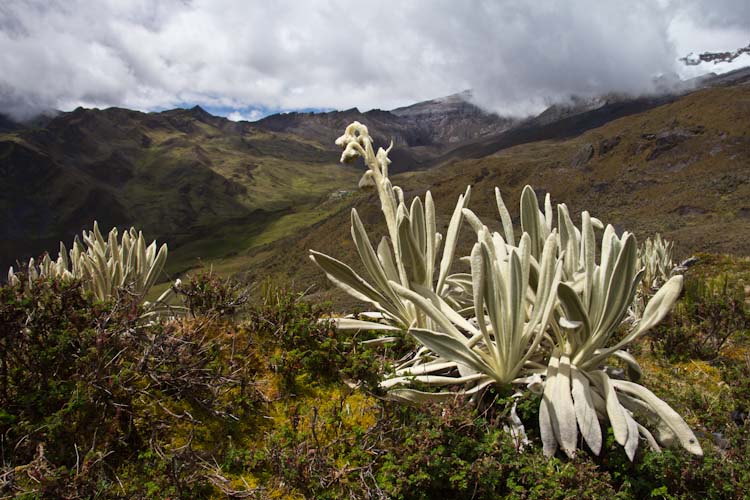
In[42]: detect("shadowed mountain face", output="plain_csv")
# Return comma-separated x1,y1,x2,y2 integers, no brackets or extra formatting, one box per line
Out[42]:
0,105,359,272
0,114,21,133
0,92,516,272
2,69,750,284
254,91,516,172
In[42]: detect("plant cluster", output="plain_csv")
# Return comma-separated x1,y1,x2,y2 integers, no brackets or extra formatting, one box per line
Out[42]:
7,222,176,314
629,233,677,324
638,233,675,291
311,122,701,460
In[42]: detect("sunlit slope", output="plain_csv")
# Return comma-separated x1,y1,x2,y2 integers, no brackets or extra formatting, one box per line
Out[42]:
239,83,750,303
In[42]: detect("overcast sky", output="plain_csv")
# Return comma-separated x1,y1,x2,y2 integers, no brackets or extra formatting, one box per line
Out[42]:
1,0,749,121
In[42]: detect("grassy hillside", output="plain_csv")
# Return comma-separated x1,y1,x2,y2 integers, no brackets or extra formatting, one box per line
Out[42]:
0,106,360,274
236,83,750,306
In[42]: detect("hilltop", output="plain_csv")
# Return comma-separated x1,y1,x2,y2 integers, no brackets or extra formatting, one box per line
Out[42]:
0,91,514,273
0,105,357,273
2,68,750,288
236,75,750,305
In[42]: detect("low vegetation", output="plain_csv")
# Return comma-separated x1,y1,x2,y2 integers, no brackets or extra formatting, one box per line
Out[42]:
1,267,750,499
2,123,750,498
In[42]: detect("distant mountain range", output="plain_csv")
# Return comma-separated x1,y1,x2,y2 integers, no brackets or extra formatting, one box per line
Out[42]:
681,43,750,66
2,66,750,285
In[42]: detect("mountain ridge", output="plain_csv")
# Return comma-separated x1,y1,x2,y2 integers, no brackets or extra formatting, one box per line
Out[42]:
2,68,750,282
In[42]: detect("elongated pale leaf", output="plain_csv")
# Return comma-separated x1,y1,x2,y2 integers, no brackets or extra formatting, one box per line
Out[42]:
410,197,426,255
437,187,470,293
634,275,684,337
612,379,702,456
396,360,457,376
540,352,559,457
623,408,640,461
381,373,485,389
359,337,400,346
471,242,494,355
581,212,595,308
461,207,486,235
142,244,167,294
557,282,592,340
571,366,602,455
611,349,642,382
411,284,479,336
425,192,436,280
352,209,394,294
351,211,412,322
520,186,544,258
387,379,493,404
398,215,427,286
636,423,662,453
332,318,402,331
309,251,395,316
555,354,578,457
410,328,489,375
591,370,629,446
386,389,458,404
495,187,515,246
544,193,553,232
93,221,105,247
595,235,638,337
377,237,400,282
525,235,562,358
590,275,684,368
391,282,465,339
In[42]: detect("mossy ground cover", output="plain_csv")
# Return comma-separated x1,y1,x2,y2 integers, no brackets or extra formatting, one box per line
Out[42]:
2,255,750,499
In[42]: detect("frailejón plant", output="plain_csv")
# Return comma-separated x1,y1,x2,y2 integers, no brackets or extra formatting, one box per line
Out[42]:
639,233,675,290
311,122,702,460
310,121,471,332
8,222,174,309
542,220,698,459
382,231,562,403
629,233,677,323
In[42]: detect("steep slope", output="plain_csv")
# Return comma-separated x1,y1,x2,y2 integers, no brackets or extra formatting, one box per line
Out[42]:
0,106,359,272
431,67,750,167
4,72,750,287
231,82,750,304
254,91,515,172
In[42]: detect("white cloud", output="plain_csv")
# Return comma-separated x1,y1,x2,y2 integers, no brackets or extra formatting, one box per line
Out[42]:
0,0,748,120
226,109,264,122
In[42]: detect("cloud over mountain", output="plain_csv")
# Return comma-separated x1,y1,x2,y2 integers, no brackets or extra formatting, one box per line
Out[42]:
1,0,748,120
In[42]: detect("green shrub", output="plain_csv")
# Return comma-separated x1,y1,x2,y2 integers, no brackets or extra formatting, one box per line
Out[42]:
3,270,750,498
247,283,389,394
651,274,750,361
0,276,263,498
177,270,249,318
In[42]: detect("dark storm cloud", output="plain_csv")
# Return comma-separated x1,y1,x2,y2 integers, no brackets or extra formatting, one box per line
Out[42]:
0,0,748,120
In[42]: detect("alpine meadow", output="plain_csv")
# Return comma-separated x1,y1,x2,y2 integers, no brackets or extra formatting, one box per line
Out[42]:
3,2,750,498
